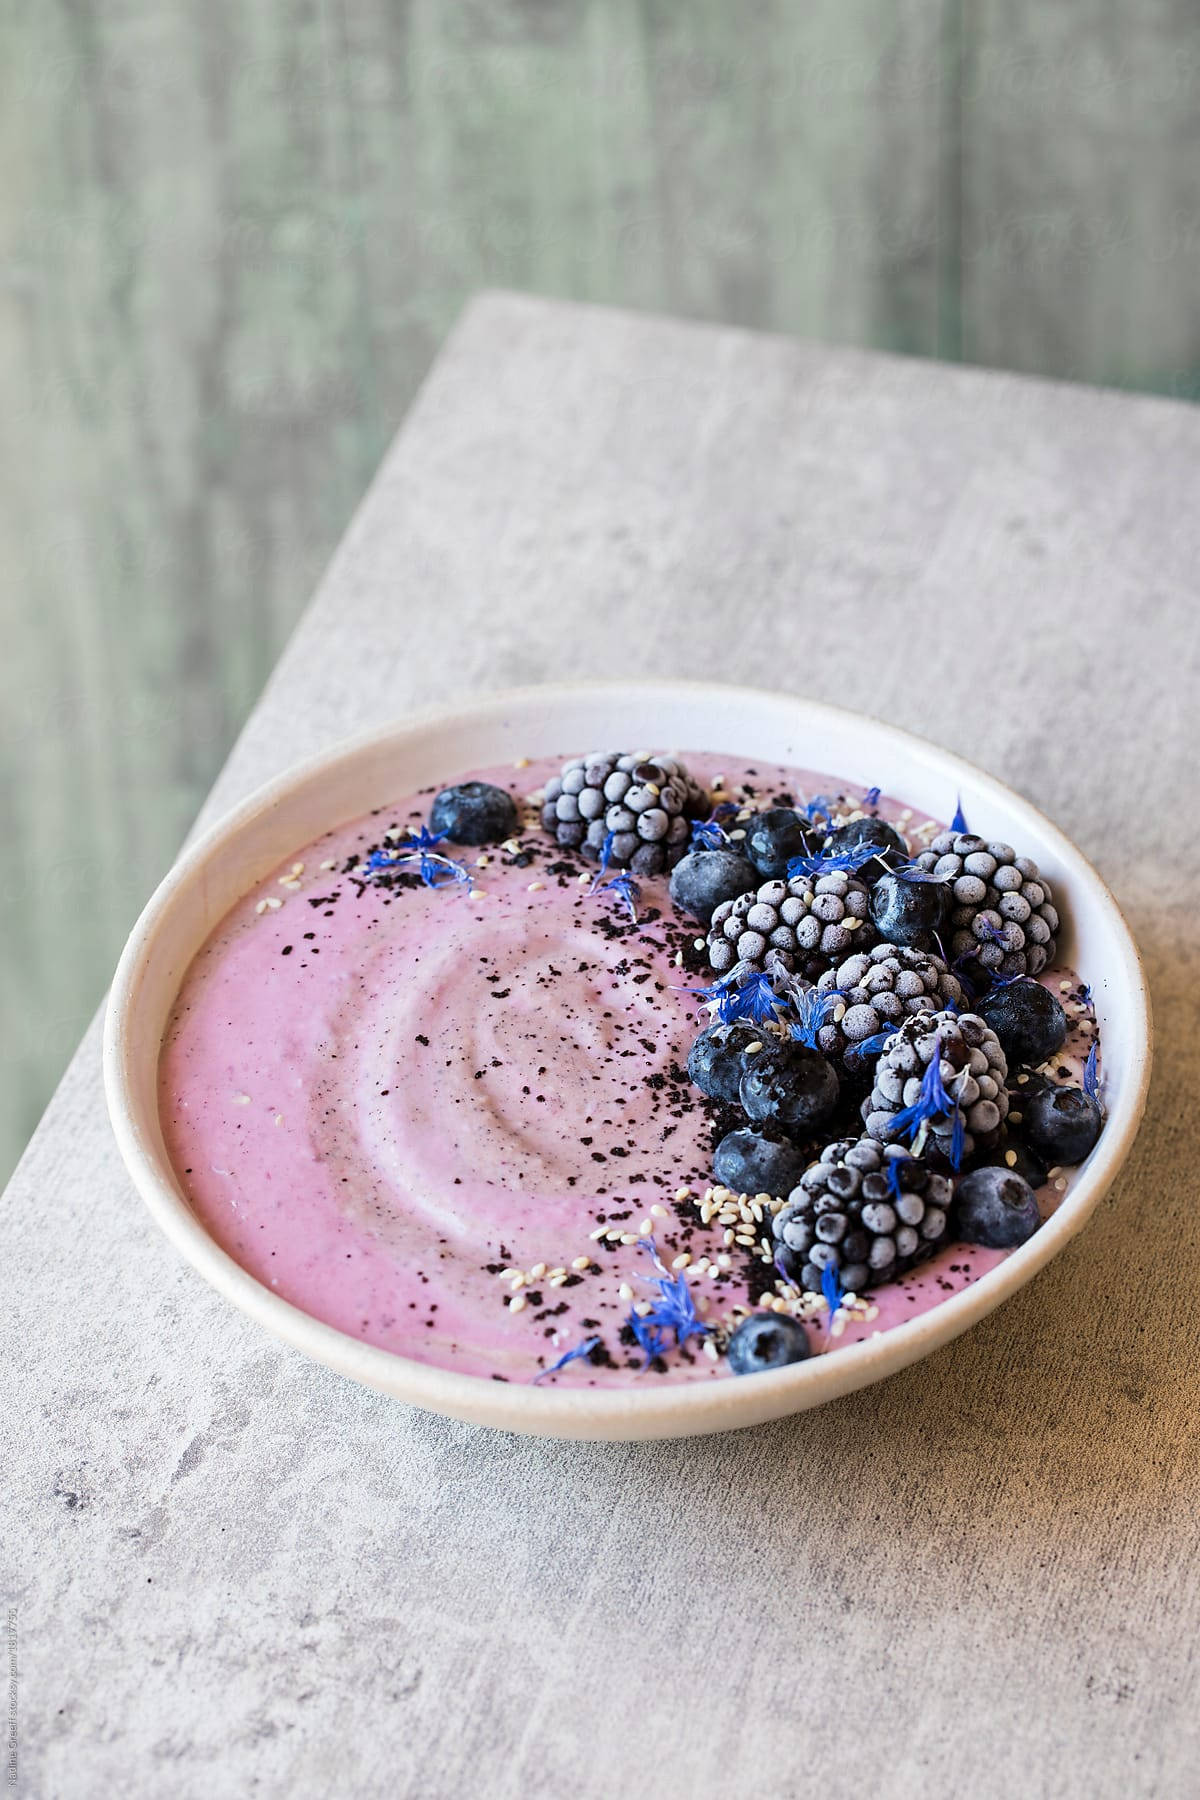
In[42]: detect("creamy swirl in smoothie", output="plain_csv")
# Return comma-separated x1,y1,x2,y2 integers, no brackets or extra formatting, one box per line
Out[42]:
158,754,1098,1385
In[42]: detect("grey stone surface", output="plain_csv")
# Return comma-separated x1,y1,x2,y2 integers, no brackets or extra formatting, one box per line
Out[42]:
5,293,1199,1799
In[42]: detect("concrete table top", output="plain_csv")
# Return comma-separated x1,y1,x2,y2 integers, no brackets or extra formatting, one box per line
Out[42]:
5,292,1198,1800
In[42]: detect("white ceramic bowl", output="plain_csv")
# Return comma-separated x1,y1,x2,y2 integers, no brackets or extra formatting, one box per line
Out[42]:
104,681,1152,1441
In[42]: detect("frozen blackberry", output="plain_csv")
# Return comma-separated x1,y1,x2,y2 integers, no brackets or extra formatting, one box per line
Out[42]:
861,1009,1009,1163
772,1137,952,1293
706,870,876,982
540,752,706,875
911,833,1059,977
813,945,964,1065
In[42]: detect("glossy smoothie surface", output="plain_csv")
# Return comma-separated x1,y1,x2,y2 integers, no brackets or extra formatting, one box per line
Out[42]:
158,755,1094,1384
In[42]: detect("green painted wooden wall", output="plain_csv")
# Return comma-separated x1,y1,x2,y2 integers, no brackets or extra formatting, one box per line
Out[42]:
2,0,1198,1182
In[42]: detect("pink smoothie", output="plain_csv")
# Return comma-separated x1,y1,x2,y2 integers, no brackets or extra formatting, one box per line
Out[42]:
158,755,1097,1385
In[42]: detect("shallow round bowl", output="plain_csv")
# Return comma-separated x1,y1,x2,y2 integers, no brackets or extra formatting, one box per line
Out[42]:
104,681,1152,1440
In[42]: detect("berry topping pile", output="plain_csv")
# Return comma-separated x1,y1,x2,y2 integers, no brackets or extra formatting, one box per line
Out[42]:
528,762,1105,1381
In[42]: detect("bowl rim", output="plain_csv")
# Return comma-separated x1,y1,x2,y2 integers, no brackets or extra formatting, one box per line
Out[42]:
103,679,1154,1439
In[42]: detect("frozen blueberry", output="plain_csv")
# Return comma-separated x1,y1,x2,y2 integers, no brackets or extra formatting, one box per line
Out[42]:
727,1312,812,1376
869,869,953,950
686,1020,764,1104
738,1041,839,1132
978,979,1067,1067
953,1165,1041,1247
669,849,757,924
429,781,518,845
744,809,817,880
1022,1084,1103,1164
713,1129,811,1198
986,1137,1049,1190
824,816,907,876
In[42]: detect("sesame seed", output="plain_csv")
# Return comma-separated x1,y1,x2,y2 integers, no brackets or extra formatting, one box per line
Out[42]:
634,1302,653,1317
620,1233,639,1246
675,951,683,966
468,889,487,901
692,1257,711,1273
1009,1110,1023,1124
273,1114,284,1127
589,1228,607,1241
703,1339,719,1361
232,1093,251,1106
745,1041,763,1055
1004,1150,1017,1167
728,828,746,841
671,1253,691,1271
694,938,706,951
499,1267,522,1280
651,1203,668,1218
530,1262,546,1279
1055,1177,1068,1191
475,855,490,867
674,1187,692,1203
604,1228,623,1242
514,757,530,768
508,1293,527,1313
618,1282,634,1301
716,1253,732,1271
527,881,545,892
571,1256,592,1271
639,1219,652,1235
319,858,338,871
548,1275,568,1288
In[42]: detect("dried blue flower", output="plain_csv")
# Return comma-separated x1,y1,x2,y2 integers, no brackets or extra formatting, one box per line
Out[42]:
789,986,842,1049
364,825,471,891
1083,1042,1100,1103
588,830,616,892
822,1260,845,1328
786,840,885,879
889,1032,965,1168
885,1154,909,1204
951,796,968,834
690,816,730,851
843,1029,895,1069
596,871,641,923
627,1238,710,1367
531,1335,602,1384
803,794,838,828
862,786,881,810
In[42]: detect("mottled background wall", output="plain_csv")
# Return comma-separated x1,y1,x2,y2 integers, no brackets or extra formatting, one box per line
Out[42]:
2,0,1199,1184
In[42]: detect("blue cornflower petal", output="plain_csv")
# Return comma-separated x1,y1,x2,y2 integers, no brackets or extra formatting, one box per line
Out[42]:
1083,1042,1100,1103
951,796,968,834
821,1261,845,1327
531,1335,602,1384
889,1032,966,1168
789,986,842,1049
786,841,885,879
690,817,730,851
